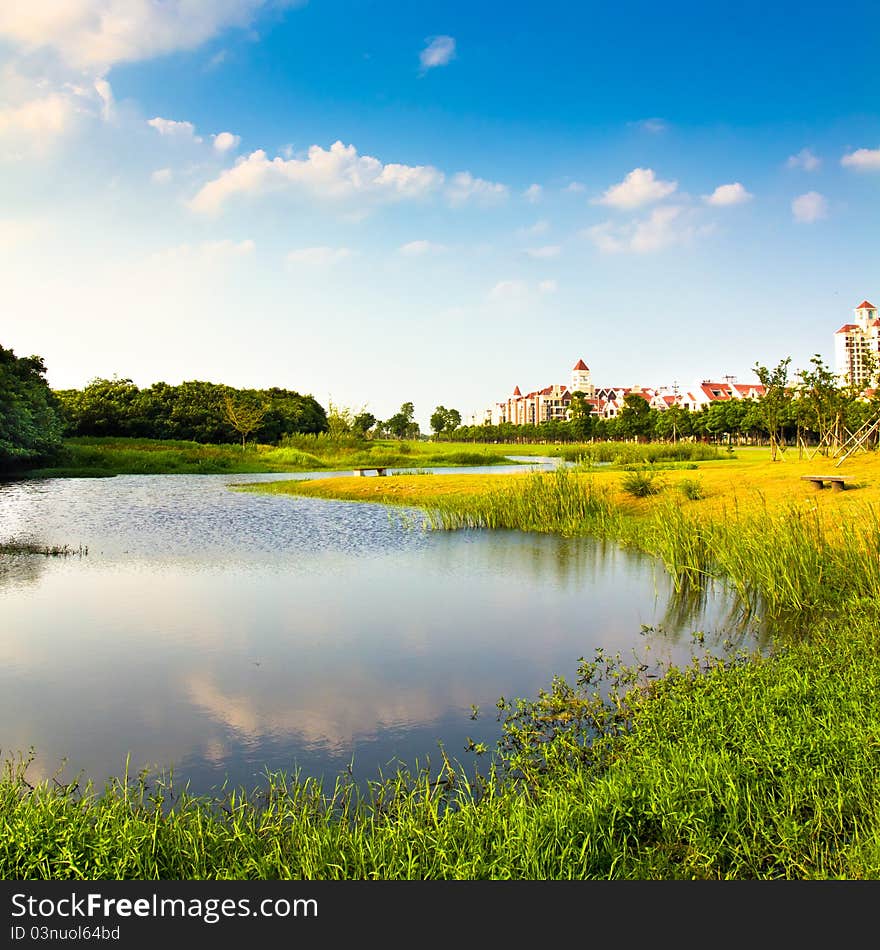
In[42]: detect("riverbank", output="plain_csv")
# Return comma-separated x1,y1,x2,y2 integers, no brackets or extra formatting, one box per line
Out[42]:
18,436,730,478
3,448,879,878
20,436,524,477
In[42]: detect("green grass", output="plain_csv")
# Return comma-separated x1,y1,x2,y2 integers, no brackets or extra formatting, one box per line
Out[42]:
558,441,729,465
24,437,527,477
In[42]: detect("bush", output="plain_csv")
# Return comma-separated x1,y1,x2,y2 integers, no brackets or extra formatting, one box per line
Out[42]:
678,478,704,500
621,468,662,497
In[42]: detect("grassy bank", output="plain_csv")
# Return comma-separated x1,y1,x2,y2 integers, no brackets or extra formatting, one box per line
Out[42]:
20,436,730,478
21,436,527,477
4,448,880,878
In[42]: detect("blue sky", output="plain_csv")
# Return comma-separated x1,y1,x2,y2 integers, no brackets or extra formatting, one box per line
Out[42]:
1,1,878,428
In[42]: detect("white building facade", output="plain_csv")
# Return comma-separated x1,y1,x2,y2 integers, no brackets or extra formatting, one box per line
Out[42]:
835,300,880,389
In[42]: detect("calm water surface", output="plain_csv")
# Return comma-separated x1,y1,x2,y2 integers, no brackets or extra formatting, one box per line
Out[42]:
0,466,765,794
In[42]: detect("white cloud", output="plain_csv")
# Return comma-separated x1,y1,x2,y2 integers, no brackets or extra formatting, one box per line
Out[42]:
841,146,880,171
0,94,75,144
516,219,549,237
525,245,561,259
594,167,677,209
792,191,827,223
446,171,508,207
399,240,446,256
148,116,202,142
565,181,586,193
148,239,255,267
632,118,668,134
488,279,556,301
488,280,529,301
151,168,173,184
93,78,114,121
286,246,353,266
189,142,446,214
523,183,542,203
0,217,45,251
586,206,701,254
0,1,281,71
420,35,456,71
213,131,241,153
786,148,821,171
703,182,753,206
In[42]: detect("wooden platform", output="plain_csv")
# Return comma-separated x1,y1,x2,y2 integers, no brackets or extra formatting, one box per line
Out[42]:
354,467,388,477
801,475,850,491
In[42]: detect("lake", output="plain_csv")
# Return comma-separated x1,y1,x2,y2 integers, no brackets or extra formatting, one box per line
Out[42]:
0,464,766,796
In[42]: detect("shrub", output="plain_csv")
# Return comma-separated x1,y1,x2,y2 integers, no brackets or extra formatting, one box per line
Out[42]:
621,468,661,498
678,478,704,500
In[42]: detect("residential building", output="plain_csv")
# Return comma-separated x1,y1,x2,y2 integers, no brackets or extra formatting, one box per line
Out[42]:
835,300,880,389
480,360,765,426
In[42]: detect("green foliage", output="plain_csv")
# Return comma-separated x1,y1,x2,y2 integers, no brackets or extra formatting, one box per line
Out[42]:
384,402,419,440
677,478,704,500
56,379,328,444
618,393,654,441
621,468,662,497
0,345,64,468
430,405,462,439
752,357,792,460
560,442,726,465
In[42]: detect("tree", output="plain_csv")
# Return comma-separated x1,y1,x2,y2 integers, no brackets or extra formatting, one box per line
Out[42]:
753,357,792,461
386,401,419,440
430,406,449,438
618,393,653,441
353,411,377,437
568,392,596,441
430,406,462,439
796,354,847,454
325,401,354,443
222,393,267,450
0,345,64,468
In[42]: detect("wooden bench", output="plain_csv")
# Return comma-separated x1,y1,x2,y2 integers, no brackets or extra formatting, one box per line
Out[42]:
801,475,850,492
354,467,388,477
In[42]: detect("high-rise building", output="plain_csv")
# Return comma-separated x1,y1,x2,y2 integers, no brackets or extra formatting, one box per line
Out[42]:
835,300,879,389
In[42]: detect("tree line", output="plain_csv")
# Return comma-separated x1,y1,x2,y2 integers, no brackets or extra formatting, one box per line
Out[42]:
449,357,880,450
54,377,329,444
3,343,879,469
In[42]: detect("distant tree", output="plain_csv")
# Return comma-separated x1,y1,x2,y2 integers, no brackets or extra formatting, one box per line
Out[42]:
325,401,354,442
796,354,847,454
430,406,462,439
222,393,267,450
0,345,64,468
353,411,377,437
568,392,596,441
430,406,449,438
56,377,140,436
753,357,792,460
654,405,691,442
618,393,653,441
386,401,418,439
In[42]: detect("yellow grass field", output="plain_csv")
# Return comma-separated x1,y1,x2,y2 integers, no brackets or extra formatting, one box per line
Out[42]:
249,446,880,527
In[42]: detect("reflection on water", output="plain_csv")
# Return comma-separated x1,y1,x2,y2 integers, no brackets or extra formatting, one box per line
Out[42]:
0,472,768,794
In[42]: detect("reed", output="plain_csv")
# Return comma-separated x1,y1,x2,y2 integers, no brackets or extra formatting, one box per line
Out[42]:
558,442,727,465
424,468,621,537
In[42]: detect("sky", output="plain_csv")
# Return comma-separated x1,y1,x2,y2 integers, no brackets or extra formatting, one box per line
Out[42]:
1,1,879,429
